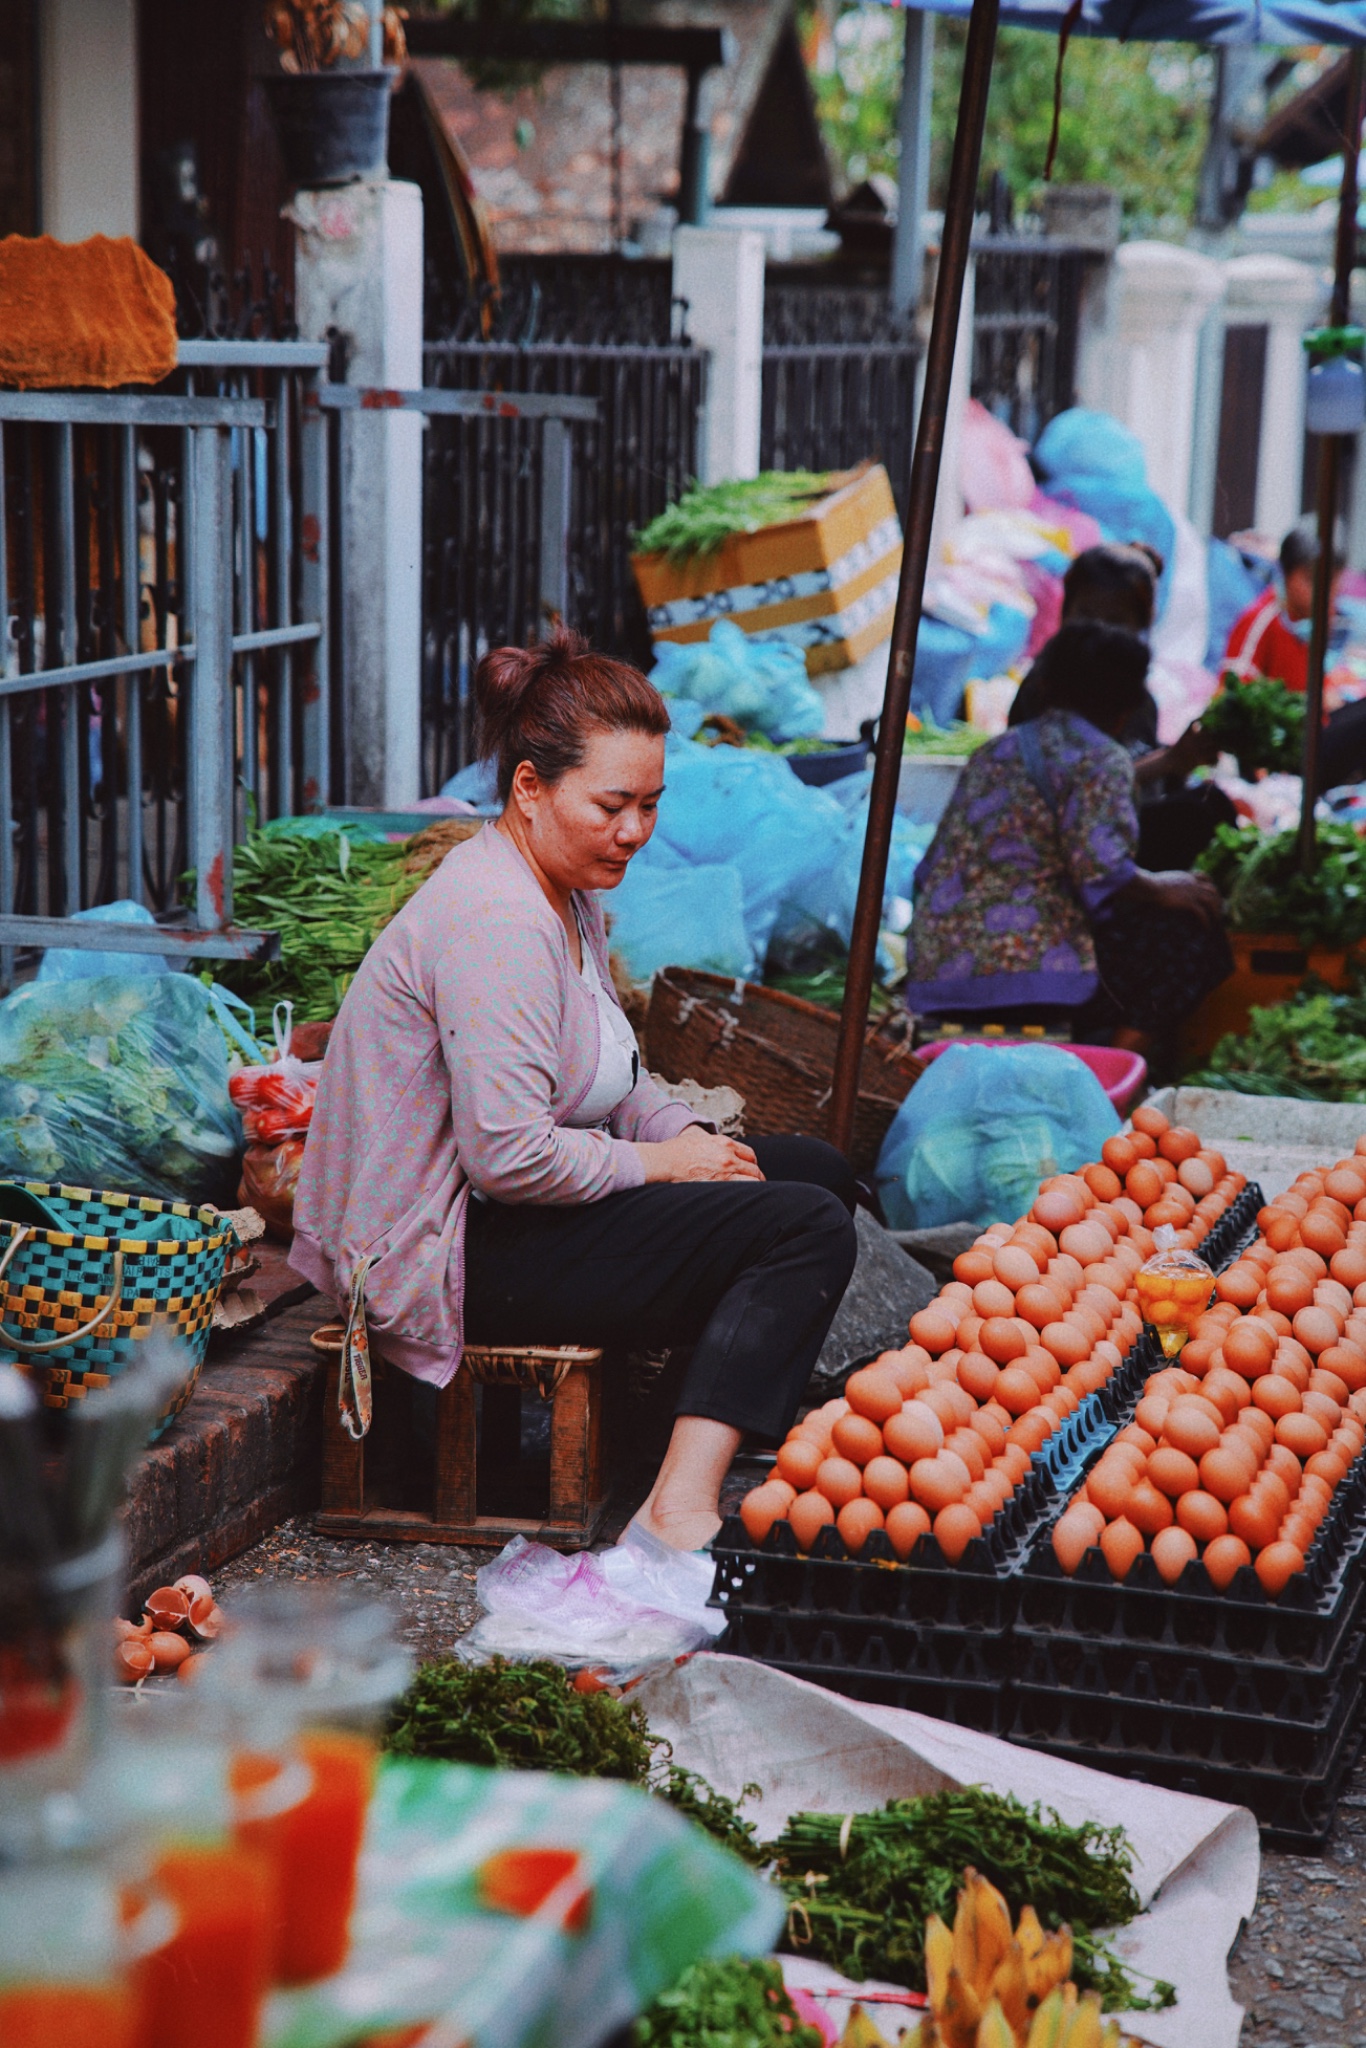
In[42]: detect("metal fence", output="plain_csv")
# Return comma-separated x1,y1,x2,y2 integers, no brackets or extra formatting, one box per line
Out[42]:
0,340,328,976
420,341,706,786
972,239,1092,444
761,343,922,509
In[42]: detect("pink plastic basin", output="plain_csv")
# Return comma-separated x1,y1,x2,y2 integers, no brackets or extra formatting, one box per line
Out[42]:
919,1038,1148,1116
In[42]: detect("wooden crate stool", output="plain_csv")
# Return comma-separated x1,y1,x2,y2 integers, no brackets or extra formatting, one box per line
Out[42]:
314,1335,607,1551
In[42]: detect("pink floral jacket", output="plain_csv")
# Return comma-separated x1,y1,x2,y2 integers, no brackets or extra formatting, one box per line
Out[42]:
289,824,698,1383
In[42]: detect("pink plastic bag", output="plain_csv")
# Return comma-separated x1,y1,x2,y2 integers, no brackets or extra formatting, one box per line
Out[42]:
961,399,1035,512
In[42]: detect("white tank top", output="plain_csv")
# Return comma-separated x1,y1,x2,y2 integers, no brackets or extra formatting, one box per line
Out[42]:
566,927,640,1129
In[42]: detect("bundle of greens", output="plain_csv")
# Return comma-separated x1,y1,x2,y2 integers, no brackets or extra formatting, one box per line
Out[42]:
632,1957,822,2048
383,1657,656,1780
903,717,991,758
383,1658,764,1860
635,473,834,565
219,824,427,1031
1198,673,1306,779
768,1790,1171,2015
1186,978,1366,1100
1197,819,1366,949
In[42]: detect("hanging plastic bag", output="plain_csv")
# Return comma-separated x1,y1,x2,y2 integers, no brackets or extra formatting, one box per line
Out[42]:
228,1004,321,1238
1134,1228,1214,1356
227,1002,321,1142
875,1041,1120,1231
649,619,824,742
456,1525,726,1690
0,973,242,1204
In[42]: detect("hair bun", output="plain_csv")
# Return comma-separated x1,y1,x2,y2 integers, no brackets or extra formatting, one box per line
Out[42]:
471,625,669,803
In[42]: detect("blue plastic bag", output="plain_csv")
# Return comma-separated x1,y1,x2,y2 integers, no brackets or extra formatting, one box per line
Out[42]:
875,1041,1120,1230
1032,408,1175,616
649,619,824,742
652,734,845,965
607,853,752,980
910,615,977,728
36,900,169,981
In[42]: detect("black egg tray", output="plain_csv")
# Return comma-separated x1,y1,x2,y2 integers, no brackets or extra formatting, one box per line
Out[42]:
1013,1424,1366,1674
1008,1668,1366,1851
719,1606,1015,1735
1201,1180,1265,1273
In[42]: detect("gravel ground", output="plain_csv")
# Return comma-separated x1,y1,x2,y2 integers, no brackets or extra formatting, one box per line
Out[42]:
1226,1776,1366,2048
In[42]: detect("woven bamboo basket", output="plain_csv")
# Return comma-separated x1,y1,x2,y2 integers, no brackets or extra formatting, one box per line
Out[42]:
0,1184,237,1439
644,968,923,1176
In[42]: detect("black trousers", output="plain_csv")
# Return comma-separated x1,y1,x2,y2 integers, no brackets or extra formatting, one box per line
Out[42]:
463,1135,858,1442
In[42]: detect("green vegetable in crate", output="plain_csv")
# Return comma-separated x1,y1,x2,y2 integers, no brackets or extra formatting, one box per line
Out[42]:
635,473,834,564
1185,977,1366,1101
1197,818,1366,949
1197,673,1306,779
769,1791,1172,2015
632,1956,823,2048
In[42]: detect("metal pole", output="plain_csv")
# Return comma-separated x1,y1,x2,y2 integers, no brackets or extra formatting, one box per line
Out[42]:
828,0,999,1158
678,66,710,227
891,10,935,319
187,424,236,930
1298,45,1366,874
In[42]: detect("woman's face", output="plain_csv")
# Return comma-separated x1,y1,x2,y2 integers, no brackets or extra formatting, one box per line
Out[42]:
507,727,666,894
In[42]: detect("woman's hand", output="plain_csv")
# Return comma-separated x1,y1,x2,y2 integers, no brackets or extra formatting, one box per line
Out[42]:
1131,867,1225,927
1132,721,1220,786
636,1126,765,1184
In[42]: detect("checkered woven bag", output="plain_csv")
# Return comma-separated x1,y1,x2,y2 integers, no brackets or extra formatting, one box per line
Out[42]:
0,1183,237,1440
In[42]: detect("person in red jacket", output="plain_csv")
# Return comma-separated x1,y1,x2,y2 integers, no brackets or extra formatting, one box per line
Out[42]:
1223,522,1366,791
1224,522,1340,694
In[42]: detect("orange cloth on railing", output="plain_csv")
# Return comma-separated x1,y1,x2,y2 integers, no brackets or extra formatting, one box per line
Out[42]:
0,235,178,389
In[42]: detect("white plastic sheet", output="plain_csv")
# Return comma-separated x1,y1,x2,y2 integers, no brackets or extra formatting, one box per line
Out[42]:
636,1654,1260,2048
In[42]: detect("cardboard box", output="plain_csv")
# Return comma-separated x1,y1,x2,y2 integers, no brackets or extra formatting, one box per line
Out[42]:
632,462,903,678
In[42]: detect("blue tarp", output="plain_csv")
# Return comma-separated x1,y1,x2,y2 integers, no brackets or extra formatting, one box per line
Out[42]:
869,0,1366,45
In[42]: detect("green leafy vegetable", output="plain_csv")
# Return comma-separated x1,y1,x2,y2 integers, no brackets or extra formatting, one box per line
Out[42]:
635,473,834,564
218,824,426,1032
1198,672,1306,779
632,1956,823,2048
1197,819,1366,949
768,1790,1172,2015
1186,975,1366,1100
383,1657,656,1781
903,718,991,757
383,1658,765,1860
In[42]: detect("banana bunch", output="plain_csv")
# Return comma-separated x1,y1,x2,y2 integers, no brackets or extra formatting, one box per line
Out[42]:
899,1870,1132,2048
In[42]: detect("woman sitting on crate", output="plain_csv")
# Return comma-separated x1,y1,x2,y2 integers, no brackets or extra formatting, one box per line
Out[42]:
291,628,857,1553
903,619,1232,1063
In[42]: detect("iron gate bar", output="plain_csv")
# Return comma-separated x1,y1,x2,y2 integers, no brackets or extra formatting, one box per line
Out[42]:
0,916,280,960
313,386,599,422
0,648,189,697
230,623,322,655
177,341,331,370
0,394,266,429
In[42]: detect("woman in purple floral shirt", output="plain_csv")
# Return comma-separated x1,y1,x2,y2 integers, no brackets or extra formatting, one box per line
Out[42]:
905,622,1231,1055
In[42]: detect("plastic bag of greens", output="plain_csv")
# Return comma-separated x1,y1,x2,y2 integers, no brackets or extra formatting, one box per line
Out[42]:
0,973,243,1205
649,619,824,742
875,1040,1119,1230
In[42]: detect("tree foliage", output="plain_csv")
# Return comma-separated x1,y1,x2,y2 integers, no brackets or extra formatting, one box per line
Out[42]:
808,4,1213,231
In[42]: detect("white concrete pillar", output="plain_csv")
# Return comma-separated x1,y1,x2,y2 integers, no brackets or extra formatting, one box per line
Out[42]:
1222,254,1325,540
1077,240,1226,521
928,253,975,565
40,0,139,240
291,179,424,810
672,225,765,483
